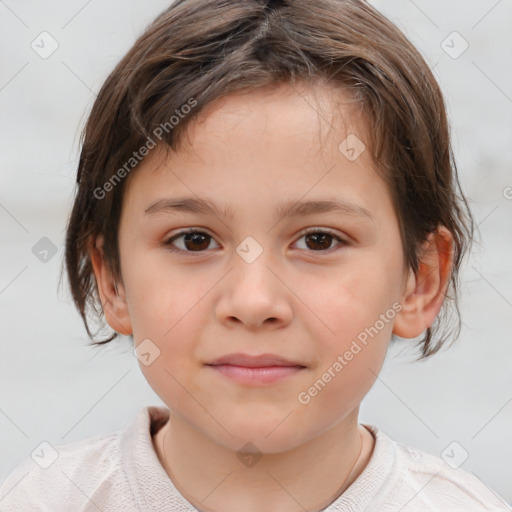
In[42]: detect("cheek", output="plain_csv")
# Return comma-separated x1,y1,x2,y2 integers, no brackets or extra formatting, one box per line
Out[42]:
136,308,209,417
124,251,210,337
297,254,397,343
293,253,397,399
296,296,392,432
126,263,210,386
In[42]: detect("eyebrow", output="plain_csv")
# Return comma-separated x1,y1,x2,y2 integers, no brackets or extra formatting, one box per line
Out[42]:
144,197,375,223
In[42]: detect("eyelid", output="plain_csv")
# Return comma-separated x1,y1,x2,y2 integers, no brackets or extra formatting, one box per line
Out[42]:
296,226,348,242
293,227,348,252
164,228,219,254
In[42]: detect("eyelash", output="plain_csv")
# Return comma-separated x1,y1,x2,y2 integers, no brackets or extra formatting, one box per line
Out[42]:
163,228,348,255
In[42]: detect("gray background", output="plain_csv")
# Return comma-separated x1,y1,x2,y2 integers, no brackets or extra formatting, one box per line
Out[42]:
1,0,511,506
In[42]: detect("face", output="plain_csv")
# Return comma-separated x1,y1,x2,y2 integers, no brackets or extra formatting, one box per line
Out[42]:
114,82,412,453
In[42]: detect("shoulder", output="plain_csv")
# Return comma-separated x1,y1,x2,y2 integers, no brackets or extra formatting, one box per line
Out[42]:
0,426,133,511
367,425,511,511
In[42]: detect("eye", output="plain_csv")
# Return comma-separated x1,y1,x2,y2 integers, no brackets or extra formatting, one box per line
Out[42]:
294,228,347,252
164,229,220,254
164,228,348,255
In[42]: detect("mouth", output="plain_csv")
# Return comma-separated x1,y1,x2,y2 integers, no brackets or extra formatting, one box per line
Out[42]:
205,353,307,386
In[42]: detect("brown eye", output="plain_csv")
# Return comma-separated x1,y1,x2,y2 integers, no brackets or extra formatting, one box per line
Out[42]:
295,229,346,252
165,230,219,253
304,232,333,250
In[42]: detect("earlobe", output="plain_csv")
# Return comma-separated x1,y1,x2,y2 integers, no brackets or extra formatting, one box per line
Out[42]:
392,226,454,339
89,235,133,336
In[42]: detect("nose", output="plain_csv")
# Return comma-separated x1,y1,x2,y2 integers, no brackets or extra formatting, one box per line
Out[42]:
215,254,293,331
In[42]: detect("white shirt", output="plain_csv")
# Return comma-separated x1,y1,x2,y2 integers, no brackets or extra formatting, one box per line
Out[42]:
0,405,509,511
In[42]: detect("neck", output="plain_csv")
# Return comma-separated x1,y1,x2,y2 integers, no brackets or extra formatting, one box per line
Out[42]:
152,410,375,512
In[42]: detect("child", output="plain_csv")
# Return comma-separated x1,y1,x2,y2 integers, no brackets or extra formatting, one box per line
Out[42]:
1,0,509,510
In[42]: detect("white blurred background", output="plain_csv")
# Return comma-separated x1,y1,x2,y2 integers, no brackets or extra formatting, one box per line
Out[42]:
1,0,511,506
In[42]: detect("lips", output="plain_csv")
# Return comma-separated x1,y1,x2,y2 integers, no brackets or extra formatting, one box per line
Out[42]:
206,353,306,368
205,353,306,386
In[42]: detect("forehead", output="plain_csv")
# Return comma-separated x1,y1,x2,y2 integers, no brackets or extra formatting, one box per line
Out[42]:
121,81,388,221
177,81,368,162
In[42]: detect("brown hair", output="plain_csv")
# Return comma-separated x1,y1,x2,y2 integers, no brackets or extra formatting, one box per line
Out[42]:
62,0,474,359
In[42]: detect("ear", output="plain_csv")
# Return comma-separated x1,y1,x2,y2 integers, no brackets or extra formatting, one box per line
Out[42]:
392,226,454,339
89,235,133,336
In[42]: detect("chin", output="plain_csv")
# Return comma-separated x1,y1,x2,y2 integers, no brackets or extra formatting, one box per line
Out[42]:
209,416,310,455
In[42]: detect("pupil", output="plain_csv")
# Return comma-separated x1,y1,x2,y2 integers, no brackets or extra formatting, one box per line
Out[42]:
185,232,209,251
306,233,331,250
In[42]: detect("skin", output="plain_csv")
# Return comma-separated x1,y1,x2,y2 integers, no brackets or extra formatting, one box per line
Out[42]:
90,82,453,512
